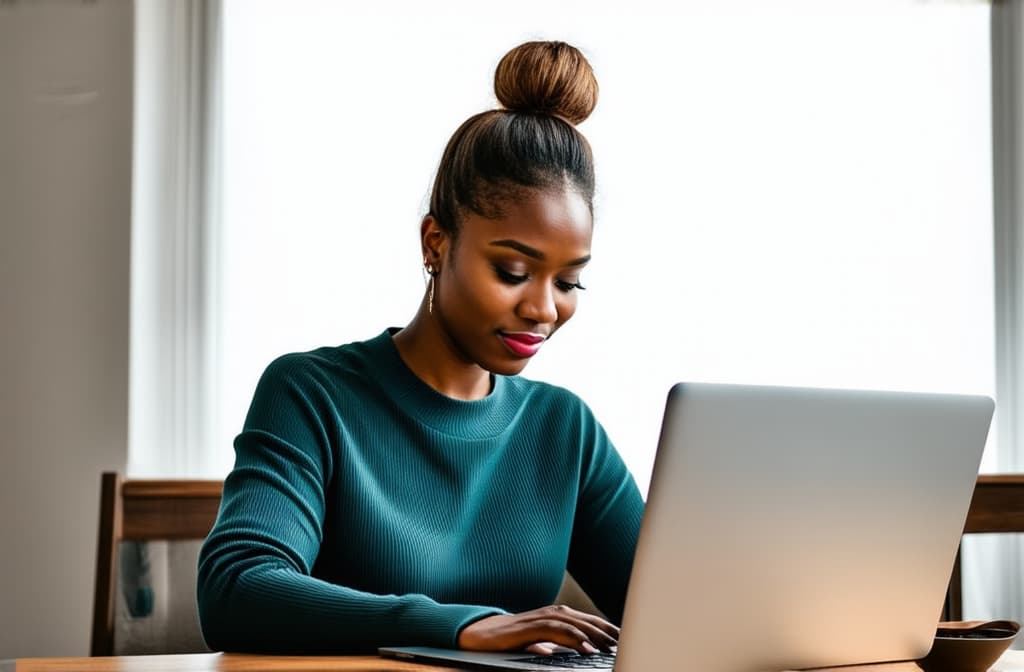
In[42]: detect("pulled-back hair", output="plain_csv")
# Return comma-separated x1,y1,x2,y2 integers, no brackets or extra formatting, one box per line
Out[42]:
428,41,599,238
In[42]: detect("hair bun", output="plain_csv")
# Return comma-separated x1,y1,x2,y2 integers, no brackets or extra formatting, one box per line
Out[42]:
494,41,598,125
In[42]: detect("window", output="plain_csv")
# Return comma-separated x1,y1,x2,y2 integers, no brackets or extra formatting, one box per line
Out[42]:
217,1,993,488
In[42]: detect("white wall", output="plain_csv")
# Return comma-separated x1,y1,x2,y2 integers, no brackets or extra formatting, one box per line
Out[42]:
0,0,132,658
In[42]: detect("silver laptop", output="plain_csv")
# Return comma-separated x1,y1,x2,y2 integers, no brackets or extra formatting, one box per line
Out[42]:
381,382,994,671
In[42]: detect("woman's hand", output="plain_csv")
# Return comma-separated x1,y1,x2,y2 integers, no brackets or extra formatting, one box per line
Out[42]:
457,605,619,655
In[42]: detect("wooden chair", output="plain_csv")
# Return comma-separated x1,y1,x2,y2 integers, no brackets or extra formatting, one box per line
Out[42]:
943,474,1024,621
90,472,222,656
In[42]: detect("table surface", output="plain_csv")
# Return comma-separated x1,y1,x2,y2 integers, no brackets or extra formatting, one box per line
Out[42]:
4,650,1024,672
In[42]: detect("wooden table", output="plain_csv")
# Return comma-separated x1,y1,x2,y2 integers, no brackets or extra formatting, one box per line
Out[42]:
4,651,1024,672
1,656,459,672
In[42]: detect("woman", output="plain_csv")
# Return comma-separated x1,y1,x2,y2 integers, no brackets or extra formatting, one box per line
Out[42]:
197,40,644,655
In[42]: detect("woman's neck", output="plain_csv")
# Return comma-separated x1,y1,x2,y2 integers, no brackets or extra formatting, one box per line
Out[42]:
391,309,493,401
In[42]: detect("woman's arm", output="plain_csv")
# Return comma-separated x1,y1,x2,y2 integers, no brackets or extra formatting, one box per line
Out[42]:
196,354,504,653
565,410,645,625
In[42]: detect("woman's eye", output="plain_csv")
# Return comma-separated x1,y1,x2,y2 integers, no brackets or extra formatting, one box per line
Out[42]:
495,266,529,285
495,266,586,292
555,279,587,292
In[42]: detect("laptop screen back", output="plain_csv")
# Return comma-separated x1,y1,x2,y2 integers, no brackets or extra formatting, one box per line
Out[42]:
616,383,993,672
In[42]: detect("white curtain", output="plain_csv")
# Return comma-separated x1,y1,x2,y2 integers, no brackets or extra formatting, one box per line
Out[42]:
961,0,1024,631
129,0,222,477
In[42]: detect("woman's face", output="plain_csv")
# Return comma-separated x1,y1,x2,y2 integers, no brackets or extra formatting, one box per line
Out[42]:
430,187,593,377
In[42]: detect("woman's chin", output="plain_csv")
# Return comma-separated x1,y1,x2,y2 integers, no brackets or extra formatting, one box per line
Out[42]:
485,357,532,378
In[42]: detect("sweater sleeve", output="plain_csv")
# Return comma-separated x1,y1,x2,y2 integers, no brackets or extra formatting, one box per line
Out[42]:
196,354,504,653
565,405,645,625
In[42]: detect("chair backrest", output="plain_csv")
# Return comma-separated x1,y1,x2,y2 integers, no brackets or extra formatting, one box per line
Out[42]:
90,472,222,656
944,474,1024,621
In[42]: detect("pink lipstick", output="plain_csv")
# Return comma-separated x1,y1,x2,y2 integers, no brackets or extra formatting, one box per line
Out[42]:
499,332,546,358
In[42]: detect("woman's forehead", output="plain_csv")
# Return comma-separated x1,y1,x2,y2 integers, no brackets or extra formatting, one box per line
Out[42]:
459,190,593,256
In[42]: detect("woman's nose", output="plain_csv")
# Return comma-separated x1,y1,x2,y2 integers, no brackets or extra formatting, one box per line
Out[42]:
517,282,559,325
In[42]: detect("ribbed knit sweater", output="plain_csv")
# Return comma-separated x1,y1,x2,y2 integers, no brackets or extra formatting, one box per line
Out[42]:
196,329,644,653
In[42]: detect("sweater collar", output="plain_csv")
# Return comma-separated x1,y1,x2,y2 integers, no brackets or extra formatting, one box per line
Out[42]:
366,329,519,440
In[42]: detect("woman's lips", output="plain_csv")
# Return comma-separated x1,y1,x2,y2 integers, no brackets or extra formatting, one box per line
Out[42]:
499,332,546,357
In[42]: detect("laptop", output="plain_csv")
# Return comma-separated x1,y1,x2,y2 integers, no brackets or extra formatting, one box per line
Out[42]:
380,382,994,671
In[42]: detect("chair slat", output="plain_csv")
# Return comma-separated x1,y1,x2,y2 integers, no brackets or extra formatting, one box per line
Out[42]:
91,472,223,656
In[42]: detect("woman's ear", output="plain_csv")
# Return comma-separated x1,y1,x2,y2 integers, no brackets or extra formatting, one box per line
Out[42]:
420,215,449,269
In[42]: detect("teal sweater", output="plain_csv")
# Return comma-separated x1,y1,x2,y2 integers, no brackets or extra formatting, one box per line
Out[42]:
197,329,643,653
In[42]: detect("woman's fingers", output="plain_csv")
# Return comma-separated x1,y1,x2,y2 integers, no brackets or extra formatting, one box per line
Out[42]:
458,605,620,655
539,606,619,649
528,618,601,653
568,608,621,641
525,642,559,656
518,606,616,651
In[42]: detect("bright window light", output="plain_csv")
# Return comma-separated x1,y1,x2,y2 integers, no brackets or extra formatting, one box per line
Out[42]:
220,0,994,493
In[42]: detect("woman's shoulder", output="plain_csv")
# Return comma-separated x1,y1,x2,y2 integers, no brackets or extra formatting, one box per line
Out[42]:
258,330,393,388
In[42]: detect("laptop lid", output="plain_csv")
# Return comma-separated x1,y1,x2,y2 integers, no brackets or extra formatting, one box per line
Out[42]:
614,383,993,672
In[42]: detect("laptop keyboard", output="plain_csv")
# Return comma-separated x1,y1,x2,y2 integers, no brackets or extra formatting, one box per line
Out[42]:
515,652,616,669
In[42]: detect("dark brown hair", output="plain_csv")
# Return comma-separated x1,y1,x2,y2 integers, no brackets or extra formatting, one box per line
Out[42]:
428,41,599,238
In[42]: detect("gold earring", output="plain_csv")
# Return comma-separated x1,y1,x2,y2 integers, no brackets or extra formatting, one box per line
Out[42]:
428,275,435,315
424,263,436,314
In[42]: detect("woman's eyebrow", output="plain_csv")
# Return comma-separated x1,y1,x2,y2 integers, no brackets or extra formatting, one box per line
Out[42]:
489,239,591,266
